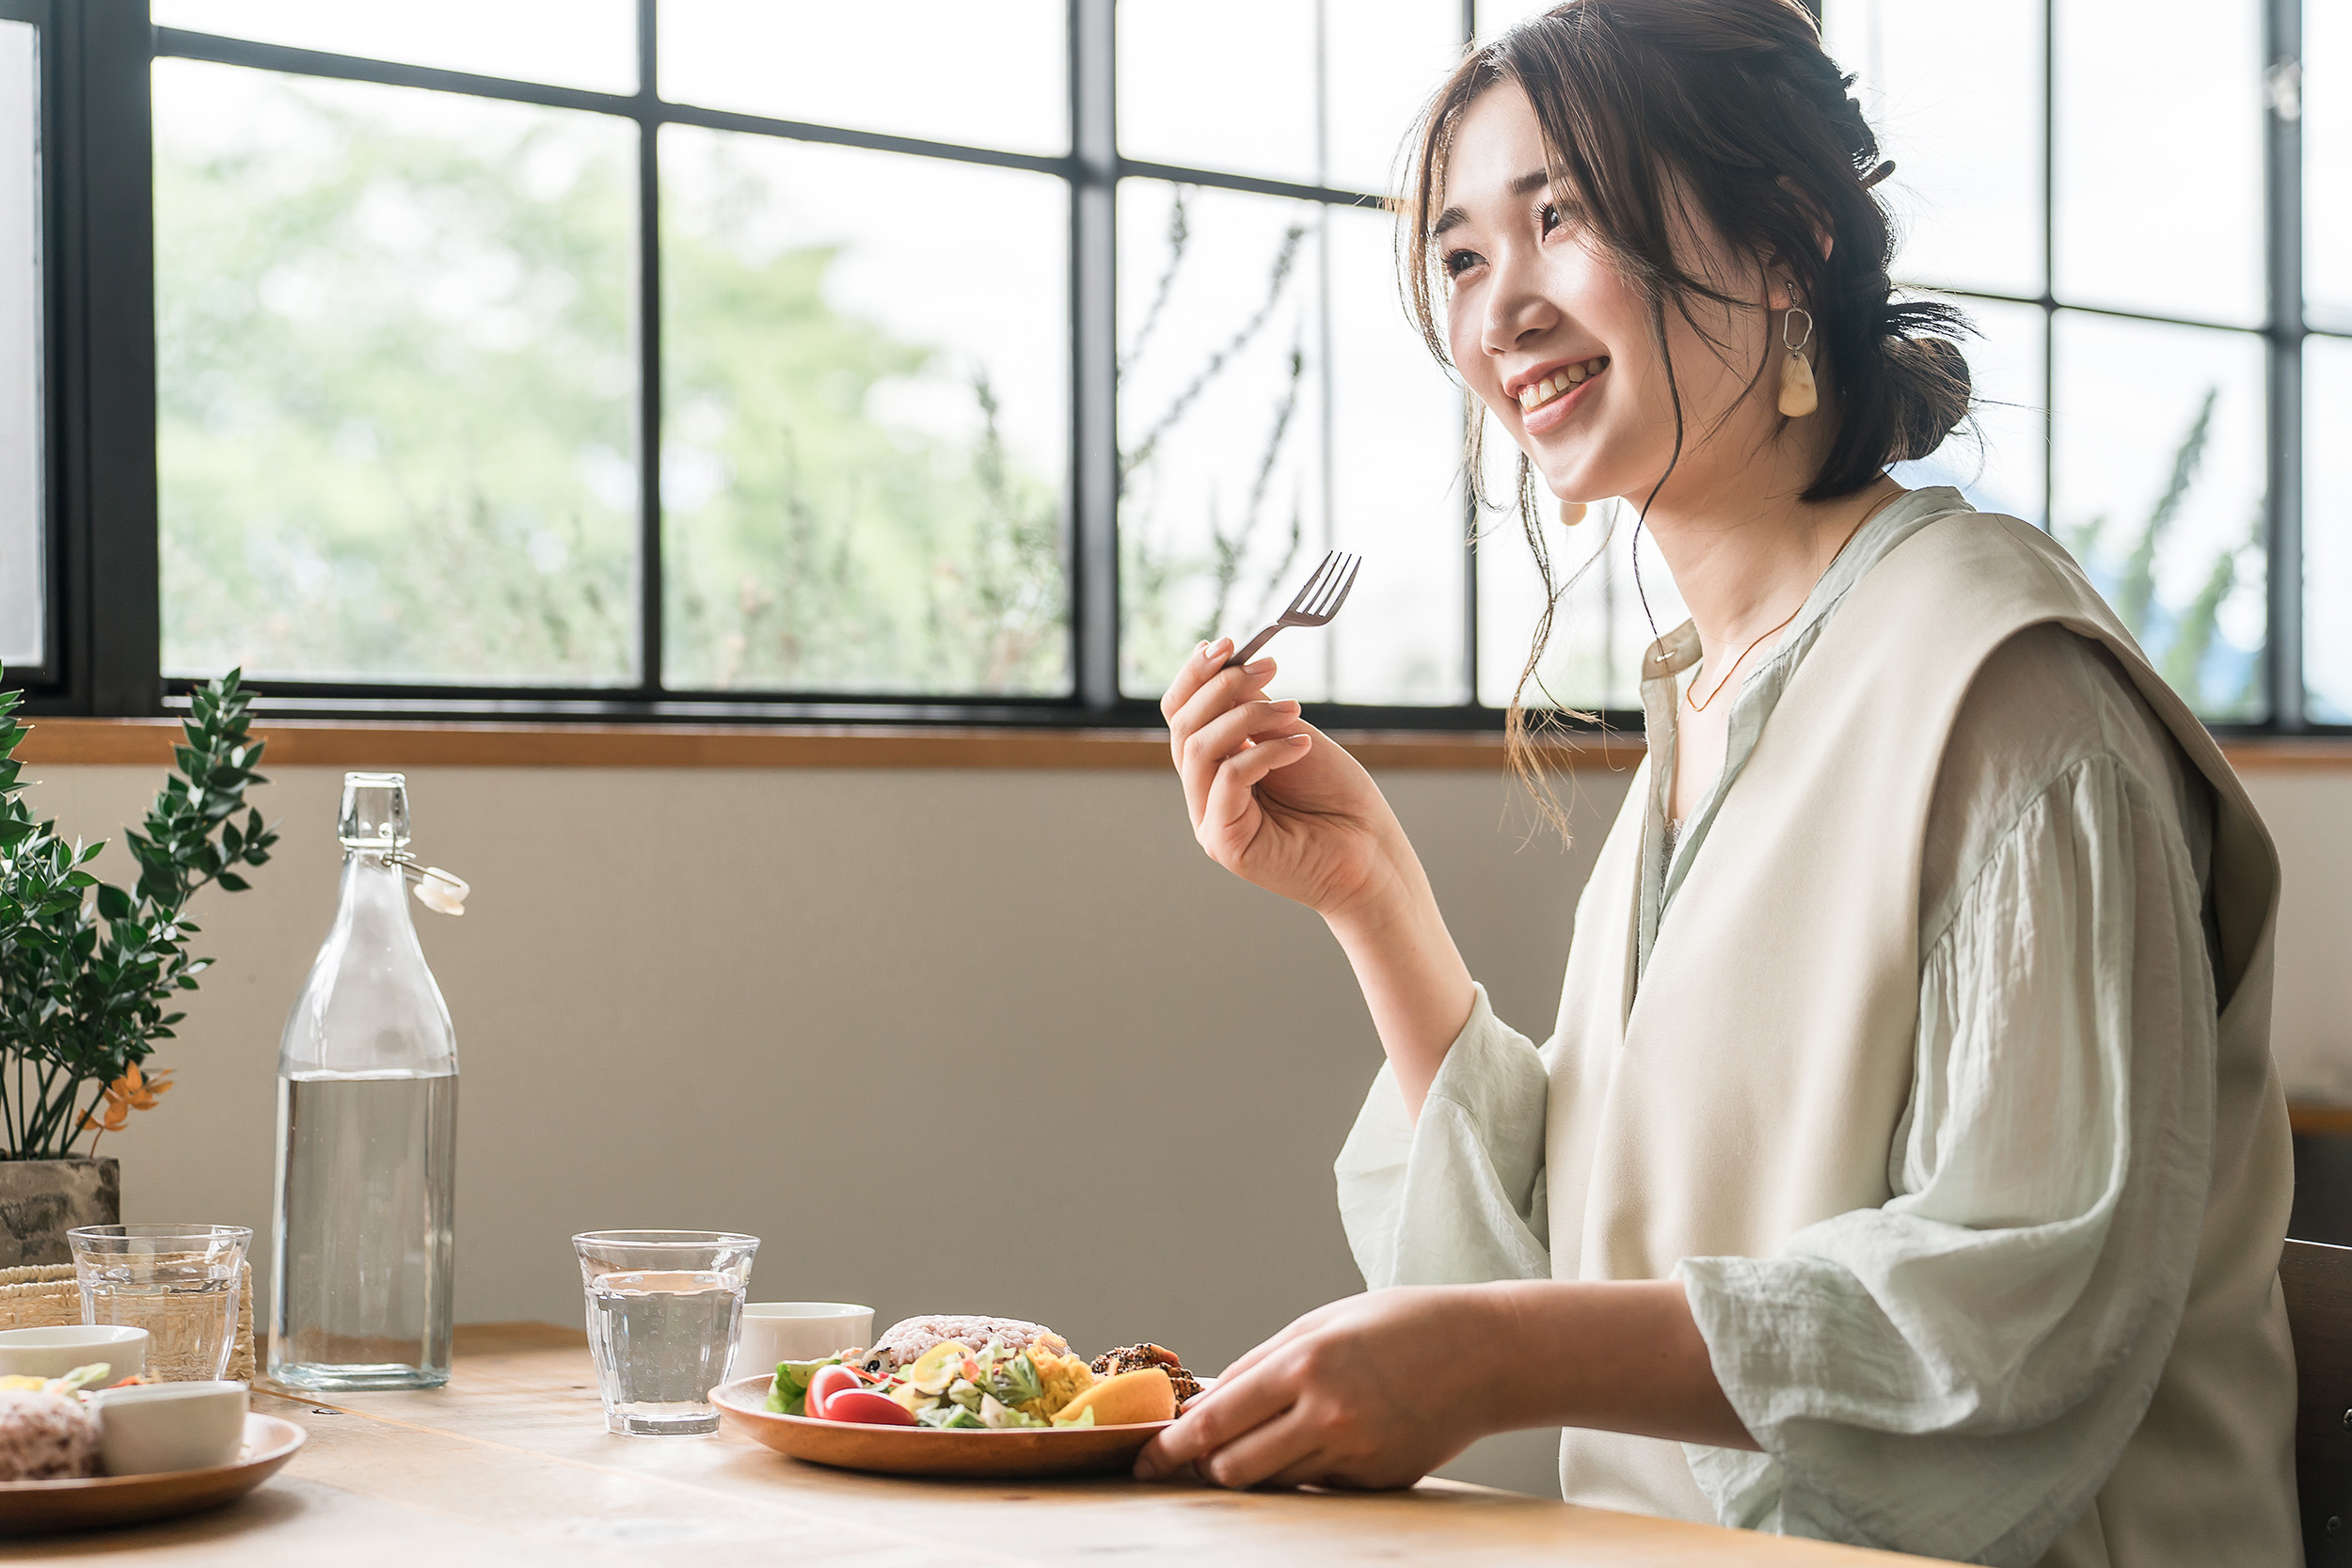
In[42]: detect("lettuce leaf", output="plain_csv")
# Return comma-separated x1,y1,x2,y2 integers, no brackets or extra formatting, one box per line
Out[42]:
916,1402,986,1429
767,1355,841,1416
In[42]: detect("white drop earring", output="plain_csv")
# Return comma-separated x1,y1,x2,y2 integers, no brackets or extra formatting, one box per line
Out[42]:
1777,306,1817,418
1559,499,1587,527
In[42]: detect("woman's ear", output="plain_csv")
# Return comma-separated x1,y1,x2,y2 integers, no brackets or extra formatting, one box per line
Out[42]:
1773,175,1836,263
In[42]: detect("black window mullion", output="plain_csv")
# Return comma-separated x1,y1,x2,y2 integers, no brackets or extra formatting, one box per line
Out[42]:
68,0,156,716
635,0,662,696
1460,0,1480,708
2264,0,2304,730
2041,0,2057,543
1073,0,1118,710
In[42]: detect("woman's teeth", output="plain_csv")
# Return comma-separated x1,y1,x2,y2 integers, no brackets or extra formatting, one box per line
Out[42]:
1517,356,1610,413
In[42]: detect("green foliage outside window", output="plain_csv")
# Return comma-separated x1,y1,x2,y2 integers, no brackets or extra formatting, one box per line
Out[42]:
156,78,1067,696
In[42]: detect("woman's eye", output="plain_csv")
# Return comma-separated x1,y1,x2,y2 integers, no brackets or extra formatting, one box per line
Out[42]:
1539,201,1565,236
1442,249,1482,279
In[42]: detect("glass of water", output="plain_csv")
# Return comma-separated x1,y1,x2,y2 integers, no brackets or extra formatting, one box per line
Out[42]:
69,1224,253,1382
572,1229,759,1435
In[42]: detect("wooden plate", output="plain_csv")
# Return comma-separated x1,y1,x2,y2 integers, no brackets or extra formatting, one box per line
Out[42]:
0,1413,307,1536
712,1374,1169,1479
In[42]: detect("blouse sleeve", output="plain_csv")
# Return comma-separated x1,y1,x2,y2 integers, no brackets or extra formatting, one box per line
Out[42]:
1677,751,2219,1567
1333,983,1554,1290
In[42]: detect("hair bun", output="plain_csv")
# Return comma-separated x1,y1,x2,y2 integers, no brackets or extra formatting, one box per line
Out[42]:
1881,334,1973,462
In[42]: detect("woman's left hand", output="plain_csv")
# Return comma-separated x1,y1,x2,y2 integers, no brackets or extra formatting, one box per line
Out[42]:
1133,1287,1502,1491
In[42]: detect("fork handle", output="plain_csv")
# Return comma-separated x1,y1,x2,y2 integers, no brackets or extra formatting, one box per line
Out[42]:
1221,624,1283,671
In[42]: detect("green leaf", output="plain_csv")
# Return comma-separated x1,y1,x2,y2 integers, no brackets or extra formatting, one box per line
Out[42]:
94,884,133,921
215,872,250,892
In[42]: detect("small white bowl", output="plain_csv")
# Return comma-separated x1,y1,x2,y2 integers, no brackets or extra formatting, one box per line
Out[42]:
726,1302,874,1380
93,1380,248,1476
0,1323,148,1382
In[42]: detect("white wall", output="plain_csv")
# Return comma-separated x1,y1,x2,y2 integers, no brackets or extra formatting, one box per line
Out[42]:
30,757,1626,1495
27,754,2352,1497
2242,772,2352,1102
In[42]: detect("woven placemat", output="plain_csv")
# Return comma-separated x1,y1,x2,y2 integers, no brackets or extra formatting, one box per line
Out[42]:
0,1260,256,1381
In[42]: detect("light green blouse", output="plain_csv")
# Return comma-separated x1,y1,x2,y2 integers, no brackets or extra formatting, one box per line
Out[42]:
1336,488,2224,1565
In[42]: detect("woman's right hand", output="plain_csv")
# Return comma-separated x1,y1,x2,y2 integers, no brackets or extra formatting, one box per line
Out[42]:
1160,639,1406,920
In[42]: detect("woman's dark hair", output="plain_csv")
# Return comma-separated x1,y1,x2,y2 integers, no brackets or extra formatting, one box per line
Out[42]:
1397,0,1972,815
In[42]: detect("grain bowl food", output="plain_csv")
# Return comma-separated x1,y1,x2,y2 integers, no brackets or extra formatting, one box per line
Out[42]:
0,1387,102,1481
771,1317,1200,1430
854,1316,1073,1375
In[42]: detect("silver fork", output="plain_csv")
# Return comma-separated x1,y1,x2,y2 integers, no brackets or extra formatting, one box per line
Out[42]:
1221,551,1363,670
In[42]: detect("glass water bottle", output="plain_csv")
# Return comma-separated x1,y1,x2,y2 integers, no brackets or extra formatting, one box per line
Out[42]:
269,772,459,1390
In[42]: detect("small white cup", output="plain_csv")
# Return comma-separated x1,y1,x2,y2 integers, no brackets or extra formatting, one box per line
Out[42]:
727,1302,873,1381
0,1323,148,1382
93,1381,247,1476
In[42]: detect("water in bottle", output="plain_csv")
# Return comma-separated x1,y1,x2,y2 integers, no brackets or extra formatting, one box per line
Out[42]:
269,772,460,1390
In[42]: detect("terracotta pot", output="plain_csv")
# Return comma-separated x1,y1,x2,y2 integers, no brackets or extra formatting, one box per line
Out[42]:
0,1157,120,1266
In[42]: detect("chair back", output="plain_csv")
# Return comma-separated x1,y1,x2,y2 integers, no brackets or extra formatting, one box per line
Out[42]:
2282,1238,2352,1561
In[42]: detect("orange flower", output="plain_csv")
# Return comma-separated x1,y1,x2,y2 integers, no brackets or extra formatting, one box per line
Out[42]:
79,1063,174,1136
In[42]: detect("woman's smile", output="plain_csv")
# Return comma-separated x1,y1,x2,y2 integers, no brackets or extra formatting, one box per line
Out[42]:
1511,354,1611,436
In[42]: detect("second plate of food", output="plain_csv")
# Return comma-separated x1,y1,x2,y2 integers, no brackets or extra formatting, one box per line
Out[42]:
0,1414,307,1536
712,1375,1168,1479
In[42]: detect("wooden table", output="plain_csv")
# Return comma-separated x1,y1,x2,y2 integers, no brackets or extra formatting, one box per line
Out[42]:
11,1323,1940,1565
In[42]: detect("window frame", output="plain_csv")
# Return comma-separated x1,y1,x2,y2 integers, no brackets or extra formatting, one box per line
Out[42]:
1854,0,2323,732
18,0,2342,742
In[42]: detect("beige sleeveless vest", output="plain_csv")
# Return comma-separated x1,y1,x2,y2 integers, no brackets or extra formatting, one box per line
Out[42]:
1543,511,2297,1566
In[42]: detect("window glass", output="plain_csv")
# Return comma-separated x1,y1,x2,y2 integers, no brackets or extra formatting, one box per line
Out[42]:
0,20,39,672
660,1,1066,157
1826,0,2042,299
1119,0,1458,192
1118,182,1328,695
155,61,639,685
1477,478,1688,715
660,127,1070,695
1891,296,2046,528
1324,201,1467,704
1323,1,1464,195
2306,336,2352,721
1117,182,1463,704
2051,311,2267,720
2310,0,2351,330
151,1,636,95
2055,0,2264,326
1474,0,1554,41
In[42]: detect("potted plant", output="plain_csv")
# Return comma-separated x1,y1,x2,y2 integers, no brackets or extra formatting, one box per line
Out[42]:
0,672,277,1264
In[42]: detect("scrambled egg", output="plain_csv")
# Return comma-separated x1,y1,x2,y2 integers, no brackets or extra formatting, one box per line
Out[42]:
1018,1347,1095,1421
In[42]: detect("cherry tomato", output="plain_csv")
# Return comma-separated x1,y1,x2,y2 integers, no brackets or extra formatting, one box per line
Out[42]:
822,1389,919,1427
804,1364,864,1419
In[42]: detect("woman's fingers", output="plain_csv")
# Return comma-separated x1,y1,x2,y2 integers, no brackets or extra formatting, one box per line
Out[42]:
1179,700,1304,825
1134,1359,1298,1481
1208,1310,1320,1387
1198,732,1314,846
1193,1409,1330,1492
1159,639,1232,729
1168,655,1278,774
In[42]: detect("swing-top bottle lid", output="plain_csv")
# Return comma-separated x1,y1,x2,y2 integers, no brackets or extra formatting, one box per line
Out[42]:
339,771,411,850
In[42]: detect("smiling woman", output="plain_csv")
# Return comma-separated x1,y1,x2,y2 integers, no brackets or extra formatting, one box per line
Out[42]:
1147,4,2303,1564
1399,0,1970,791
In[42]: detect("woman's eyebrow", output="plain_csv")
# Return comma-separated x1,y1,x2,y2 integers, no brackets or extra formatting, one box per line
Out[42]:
1430,170,1554,241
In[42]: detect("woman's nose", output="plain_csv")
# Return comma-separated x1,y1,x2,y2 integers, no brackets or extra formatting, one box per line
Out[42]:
1481,245,1559,356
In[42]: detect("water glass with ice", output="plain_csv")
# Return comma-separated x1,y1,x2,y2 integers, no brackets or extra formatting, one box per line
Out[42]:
69,1224,252,1382
573,1229,758,1435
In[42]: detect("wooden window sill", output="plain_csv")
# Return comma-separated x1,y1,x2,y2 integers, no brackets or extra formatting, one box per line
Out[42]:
13,717,1648,771
14,719,2345,773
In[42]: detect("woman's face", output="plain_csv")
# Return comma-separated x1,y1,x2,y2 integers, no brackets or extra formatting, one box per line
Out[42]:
1436,83,1781,508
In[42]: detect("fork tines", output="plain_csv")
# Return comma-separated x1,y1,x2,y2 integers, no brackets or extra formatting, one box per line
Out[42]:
1288,551,1361,625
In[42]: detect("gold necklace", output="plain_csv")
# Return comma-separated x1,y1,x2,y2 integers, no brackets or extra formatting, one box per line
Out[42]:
1685,601,1804,712
1681,482,1902,714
